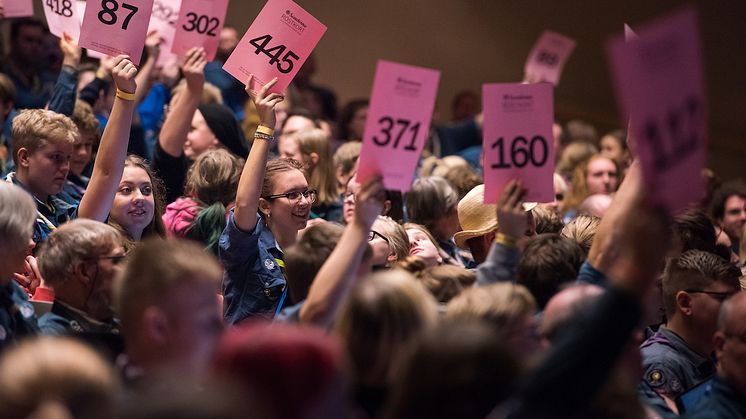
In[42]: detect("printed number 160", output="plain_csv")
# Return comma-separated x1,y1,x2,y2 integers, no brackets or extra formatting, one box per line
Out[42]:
98,0,139,30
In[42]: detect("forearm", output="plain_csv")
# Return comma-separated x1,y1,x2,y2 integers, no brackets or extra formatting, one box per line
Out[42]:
476,241,521,286
134,55,157,106
233,138,270,231
300,222,369,327
47,65,78,116
158,86,202,156
78,96,134,221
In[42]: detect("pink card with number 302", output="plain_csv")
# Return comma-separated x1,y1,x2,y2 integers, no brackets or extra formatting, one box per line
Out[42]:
79,0,154,65
222,0,326,94
172,0,228,61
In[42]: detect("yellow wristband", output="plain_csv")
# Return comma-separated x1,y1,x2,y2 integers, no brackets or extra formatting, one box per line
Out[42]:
116,89,136,101
256,125,275,136
495,233,518,247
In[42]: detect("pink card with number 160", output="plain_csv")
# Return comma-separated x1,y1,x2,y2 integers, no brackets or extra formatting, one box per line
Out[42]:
79,0,154,65
223,0,326,93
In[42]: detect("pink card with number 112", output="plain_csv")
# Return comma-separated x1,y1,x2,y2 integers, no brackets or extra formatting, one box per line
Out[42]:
223,0,326,93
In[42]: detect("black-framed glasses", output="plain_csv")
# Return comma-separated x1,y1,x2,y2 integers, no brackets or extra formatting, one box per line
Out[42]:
263,189,317,203
683,289,737,302
368,230,389,243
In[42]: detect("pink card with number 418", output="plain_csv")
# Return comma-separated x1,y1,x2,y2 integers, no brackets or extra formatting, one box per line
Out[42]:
172,0,229,61
222,0,326,94
356,60,440,192
79,0,154,65
482,83,555,203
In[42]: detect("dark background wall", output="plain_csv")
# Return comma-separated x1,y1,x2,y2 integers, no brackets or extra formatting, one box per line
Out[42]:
225,0,745,180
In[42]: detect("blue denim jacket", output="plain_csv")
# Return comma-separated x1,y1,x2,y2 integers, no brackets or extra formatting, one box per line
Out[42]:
219,210,286,324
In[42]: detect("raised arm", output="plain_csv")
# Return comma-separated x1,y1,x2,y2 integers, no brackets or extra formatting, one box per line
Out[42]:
134,30,162,106
157,47,206,157
233,75,283,232
300,176,385,328
77,56,137,221
47,33,80,116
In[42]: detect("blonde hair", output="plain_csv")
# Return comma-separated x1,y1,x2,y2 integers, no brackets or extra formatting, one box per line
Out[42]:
397,257,475,303
70,101,100,139
0,183,36,258
295,128,337,206
372,216,409,262
171,79,223,105
564,154,619,211
116,238,222,336
561,215,601,256
446,283,536,335
11,109,77,166
38,219,123,288
0,336,120,419
556,142,598,180
185,149,243,206
335,270,438,386
332,141,361,180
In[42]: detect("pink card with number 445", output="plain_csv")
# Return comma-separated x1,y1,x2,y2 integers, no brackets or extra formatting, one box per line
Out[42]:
222,0,326,94
79,0,154,65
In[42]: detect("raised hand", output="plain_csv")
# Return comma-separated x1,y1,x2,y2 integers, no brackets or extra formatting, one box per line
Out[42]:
353,176,385,229
497,179,528,239
246,74,284,128
144,29,163,58
181,47,207,90
60,32,81,68
111,55,138,94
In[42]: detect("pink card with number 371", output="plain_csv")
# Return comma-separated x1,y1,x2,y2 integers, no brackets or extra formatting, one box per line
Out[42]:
79,0,154,65
222,0,326,94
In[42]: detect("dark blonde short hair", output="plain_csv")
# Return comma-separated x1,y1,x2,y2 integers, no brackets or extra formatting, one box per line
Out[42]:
12,109,77,165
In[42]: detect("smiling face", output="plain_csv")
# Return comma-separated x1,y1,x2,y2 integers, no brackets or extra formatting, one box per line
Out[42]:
184,110,219,160
111,166,155,240
263,169,311,235
18,140,73,199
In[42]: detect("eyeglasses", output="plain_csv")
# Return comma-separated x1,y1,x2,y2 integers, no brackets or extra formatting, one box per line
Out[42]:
368,230,389,243
684,289,737,302
263,189,317,204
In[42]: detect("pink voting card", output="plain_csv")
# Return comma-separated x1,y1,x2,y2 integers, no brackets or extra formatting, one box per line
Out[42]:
75,1,109,60
607,7,706,213
172,0,229,61
356,60,440,192
624,24,639,41
148,0,181,67
223,0,326,93
42,0,82,41
79,0,155,65
524,30,576,86
3,0,34,17
482,83,555,204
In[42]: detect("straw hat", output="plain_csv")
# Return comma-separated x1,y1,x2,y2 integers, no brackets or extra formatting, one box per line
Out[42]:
453,184,537,249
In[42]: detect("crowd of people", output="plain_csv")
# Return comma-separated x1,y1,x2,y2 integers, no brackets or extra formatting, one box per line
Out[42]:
0,15,745,419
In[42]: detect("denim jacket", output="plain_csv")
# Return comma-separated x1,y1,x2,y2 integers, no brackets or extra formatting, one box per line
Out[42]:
219,210,286,324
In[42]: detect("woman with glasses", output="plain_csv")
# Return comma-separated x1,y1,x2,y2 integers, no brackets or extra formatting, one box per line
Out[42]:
219,76,315,324
368,216,409,269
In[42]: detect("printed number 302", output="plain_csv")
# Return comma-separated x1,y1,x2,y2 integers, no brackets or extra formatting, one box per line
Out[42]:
98,0,139,30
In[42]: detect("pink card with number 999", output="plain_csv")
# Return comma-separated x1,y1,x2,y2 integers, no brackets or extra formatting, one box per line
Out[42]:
222,0,326,94
79,0,154,65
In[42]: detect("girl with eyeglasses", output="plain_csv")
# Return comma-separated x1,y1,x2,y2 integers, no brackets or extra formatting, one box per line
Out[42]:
219,76,315,324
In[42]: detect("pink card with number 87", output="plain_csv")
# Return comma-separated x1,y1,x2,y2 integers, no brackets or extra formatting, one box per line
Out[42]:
172,0,228,61
222,0,326,93
79,0,154,65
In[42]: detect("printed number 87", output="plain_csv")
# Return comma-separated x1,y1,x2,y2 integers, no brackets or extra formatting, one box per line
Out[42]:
98,0,139,30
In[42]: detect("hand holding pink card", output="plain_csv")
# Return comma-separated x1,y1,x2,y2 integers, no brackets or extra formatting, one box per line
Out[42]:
356,60,440,192
482,83,555,203
607,7,706,212
3,0,34,17
172,0,229,61
79,0,155,64
223,0,326,94
42,0,82,41
524,30,576,86
148,0,181,67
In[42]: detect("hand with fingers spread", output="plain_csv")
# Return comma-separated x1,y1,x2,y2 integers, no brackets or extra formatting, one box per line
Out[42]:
354,176,386,229
111,55,138,94
181,47,207,90
497,180,528,239
246,74,284,128
60,32,81,68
